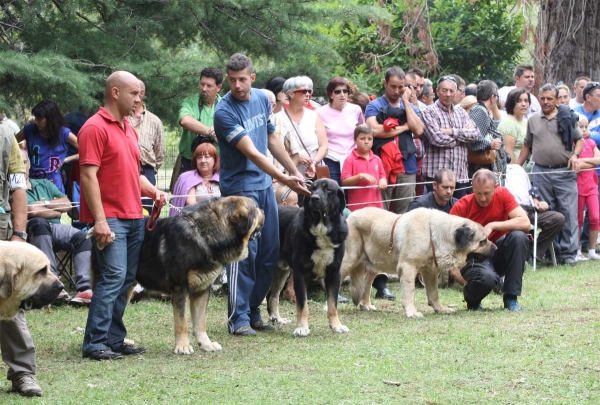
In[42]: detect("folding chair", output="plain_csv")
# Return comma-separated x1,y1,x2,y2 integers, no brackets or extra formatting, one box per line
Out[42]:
54,250,76,289
505,165,557,271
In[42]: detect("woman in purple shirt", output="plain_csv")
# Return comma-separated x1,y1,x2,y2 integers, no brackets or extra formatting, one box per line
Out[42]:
16,100,78,193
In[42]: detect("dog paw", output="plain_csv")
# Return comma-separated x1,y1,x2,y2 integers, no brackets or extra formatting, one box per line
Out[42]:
331,325,350,333
293,327,311,337
199,341,222,352
359,304,377,311
174,344,195,355
436,306,457,315
406,311,424,319
274,317,291,325
124,338,135,346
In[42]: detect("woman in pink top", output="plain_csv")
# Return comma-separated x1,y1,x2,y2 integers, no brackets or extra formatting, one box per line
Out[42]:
576,116,600,260
318,77,365,186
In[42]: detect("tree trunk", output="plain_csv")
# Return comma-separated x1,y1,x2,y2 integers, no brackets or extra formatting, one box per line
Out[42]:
534,0,600,91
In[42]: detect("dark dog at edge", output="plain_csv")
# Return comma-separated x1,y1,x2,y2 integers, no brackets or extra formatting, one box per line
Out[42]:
267,178,349,337
92,196,264,354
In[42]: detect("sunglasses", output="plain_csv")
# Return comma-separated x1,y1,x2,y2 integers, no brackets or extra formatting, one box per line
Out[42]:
437,76,457,85
333,89,349,95
294,89,313,95
584,82,600,98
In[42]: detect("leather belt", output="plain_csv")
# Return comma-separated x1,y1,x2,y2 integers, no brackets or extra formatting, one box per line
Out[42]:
534,163,568,169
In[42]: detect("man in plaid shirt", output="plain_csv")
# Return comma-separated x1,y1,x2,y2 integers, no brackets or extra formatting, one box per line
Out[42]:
421,76,480,198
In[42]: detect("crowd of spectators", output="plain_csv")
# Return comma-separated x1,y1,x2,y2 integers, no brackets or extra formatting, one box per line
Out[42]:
1,54,599,395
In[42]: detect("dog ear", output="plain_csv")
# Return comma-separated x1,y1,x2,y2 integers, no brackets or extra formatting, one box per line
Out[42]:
454,225,476,250
336,187,346,216
230,206,257,237
0,271,14,300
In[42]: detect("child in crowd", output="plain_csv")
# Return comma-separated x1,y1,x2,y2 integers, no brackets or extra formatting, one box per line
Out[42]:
341,124,387,211
341,124,394,300
576,116,600,261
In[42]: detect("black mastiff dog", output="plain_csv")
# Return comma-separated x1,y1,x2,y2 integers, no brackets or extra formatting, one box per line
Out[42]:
267,178,349,337
135,196,264,354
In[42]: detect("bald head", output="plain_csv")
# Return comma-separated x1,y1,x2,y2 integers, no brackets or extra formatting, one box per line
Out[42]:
105,71,139,96
104,71,141,120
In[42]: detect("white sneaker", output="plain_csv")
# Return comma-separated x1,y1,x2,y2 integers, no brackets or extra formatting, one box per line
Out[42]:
588,251,600,260
575,251,589,262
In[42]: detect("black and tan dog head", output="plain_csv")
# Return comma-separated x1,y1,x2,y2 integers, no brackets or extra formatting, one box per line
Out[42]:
454,221,497,261
0,241,64,320
304,178,346,217
224,196,265,242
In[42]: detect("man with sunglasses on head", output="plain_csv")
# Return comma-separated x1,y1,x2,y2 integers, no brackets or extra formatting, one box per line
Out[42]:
365,66,424,214
573,82,600,135
421,75,480,199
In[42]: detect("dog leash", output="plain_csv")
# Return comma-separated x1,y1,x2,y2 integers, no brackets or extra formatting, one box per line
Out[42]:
146,194,167,232
388,215,401,254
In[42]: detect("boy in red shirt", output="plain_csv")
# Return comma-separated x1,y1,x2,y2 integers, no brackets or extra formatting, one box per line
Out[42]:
341,125,387,211
450,169,530,311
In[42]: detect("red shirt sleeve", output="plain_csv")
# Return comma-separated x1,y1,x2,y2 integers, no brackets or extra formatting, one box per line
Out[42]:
79,124,107,167
341,155,353,181
449,197,467,217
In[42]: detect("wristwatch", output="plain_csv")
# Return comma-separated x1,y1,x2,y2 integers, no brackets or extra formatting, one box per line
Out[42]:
13,231,27,240
573,152,580,158
43,200,49,206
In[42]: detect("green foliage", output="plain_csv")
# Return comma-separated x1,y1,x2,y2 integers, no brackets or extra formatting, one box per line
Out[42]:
336,0,525,94
0,0,380,125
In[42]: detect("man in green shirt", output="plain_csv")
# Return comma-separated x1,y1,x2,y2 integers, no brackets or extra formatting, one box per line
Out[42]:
178,67,223,173
23,149,93,306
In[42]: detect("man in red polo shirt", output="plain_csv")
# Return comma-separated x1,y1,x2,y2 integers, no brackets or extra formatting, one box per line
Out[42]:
450,169,530,311
79,71,165,361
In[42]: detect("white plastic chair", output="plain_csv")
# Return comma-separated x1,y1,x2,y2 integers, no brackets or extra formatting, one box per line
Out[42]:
504,165,557,271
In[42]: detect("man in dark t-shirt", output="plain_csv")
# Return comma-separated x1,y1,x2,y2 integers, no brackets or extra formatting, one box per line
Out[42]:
407,168,457,213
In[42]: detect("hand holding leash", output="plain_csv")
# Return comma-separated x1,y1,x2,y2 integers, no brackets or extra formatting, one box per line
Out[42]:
283,174,310,196
147,191,167,232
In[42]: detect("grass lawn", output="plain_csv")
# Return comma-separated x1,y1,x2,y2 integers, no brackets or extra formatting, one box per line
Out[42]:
2,261,599,404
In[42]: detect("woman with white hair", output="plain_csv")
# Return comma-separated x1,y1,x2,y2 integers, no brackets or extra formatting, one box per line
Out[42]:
277,76,328,178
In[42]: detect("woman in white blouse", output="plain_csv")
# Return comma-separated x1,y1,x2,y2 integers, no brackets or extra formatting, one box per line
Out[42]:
277,76,328,178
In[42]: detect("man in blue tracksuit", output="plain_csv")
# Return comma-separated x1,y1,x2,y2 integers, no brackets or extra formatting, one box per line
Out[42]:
214,53,309,336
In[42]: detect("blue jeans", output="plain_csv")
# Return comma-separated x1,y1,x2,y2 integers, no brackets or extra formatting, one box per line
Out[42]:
82,218,145,356
323,158,342,187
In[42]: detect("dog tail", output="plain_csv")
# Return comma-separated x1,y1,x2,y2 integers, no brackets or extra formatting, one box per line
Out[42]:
348,264,368,306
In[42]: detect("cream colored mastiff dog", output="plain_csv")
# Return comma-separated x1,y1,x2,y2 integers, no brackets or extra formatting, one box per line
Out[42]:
341,207,496,317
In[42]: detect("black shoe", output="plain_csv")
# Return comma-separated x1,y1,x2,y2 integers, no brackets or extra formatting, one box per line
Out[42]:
113,345,146,355
232,325,257,336
467,303,484,311
375,288,396,300
250,320,274,331
503,294,522,311
337,294,350,304
84,349,123,361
